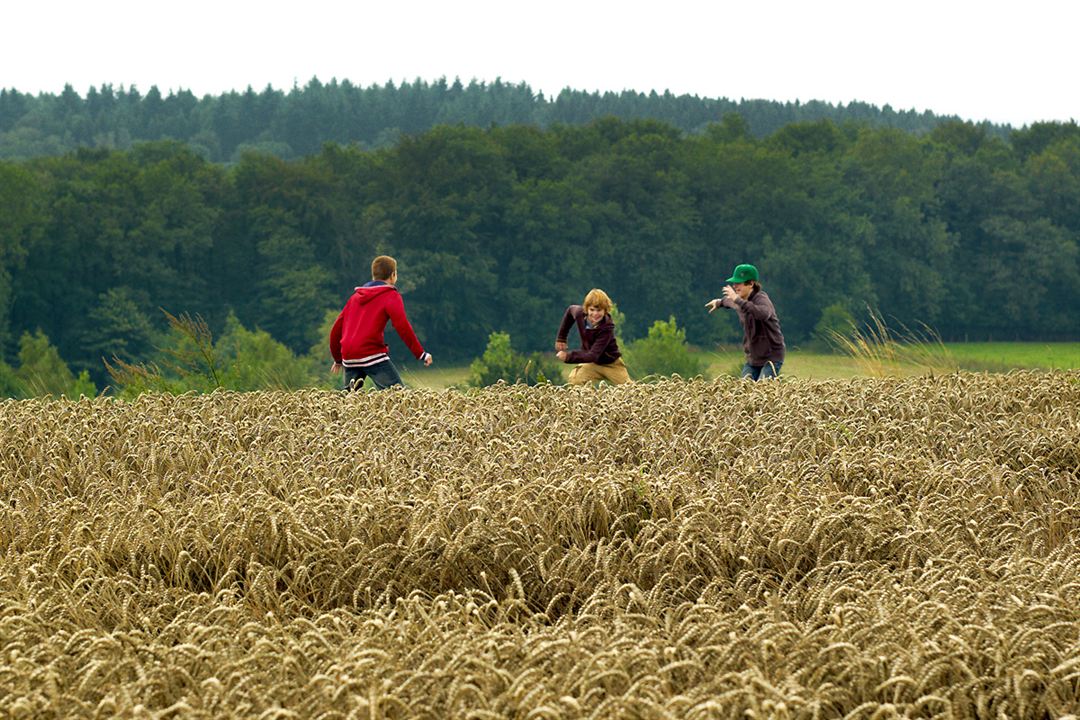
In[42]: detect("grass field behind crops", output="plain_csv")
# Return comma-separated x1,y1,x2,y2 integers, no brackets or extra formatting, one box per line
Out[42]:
942,342,1080,371
402,342,1080,389
2,373,1079,718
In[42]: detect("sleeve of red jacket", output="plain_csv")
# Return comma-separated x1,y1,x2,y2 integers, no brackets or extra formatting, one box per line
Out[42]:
329,310,345,363
387,292,429,360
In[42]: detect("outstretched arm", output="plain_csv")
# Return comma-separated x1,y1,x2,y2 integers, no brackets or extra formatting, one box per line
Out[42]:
387,293,431,363
706,294,735,313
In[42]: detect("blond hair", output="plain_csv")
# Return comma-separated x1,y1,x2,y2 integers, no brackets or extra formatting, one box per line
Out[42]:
582,288,613,313
371,255,397,281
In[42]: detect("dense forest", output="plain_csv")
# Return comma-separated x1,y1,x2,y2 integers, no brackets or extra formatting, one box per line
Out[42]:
0,78,1007,162
1,114,1078,392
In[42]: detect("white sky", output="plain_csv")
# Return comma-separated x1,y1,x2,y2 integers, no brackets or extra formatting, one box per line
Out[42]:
4,0,1077,128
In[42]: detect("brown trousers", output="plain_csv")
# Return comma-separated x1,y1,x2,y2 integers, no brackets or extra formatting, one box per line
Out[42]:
568,358,632,385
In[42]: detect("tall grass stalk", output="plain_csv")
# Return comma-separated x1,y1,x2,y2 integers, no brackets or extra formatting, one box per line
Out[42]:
830,309,958,377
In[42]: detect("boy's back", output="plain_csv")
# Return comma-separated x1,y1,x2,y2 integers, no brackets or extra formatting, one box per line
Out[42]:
329,255,432,391
333,281,426,365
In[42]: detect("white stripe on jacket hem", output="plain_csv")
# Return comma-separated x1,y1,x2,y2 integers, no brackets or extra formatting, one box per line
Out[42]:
342,353,390,368
342,351,429,367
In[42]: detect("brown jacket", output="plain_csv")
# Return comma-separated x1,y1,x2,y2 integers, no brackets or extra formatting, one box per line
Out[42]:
720,288,785,365
556,305,622,365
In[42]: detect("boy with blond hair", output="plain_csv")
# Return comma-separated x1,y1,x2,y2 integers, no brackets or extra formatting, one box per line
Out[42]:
330,255,433,390
555,288,631,385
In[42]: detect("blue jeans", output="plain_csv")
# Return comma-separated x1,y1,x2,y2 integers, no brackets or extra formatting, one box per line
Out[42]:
741,361,782,381
343,360,403,391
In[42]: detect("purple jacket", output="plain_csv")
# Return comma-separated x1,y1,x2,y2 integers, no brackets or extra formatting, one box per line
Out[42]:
719,288,786,365
556,305,622,365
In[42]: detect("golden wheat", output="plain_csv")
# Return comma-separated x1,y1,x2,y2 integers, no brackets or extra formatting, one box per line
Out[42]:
0,373,1078,718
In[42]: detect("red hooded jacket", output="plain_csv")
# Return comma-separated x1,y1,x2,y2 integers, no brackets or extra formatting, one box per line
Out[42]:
329,282,429,367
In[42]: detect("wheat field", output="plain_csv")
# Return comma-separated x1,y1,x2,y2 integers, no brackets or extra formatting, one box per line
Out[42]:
2,373,1079,719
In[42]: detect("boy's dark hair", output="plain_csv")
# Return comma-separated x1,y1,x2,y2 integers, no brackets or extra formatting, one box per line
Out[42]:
372,255,397,281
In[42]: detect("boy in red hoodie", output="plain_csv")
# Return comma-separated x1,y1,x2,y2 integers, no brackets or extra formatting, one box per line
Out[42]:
329,256,433,390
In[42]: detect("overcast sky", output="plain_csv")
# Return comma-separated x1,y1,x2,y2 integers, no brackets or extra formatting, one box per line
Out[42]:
5,0,1076,128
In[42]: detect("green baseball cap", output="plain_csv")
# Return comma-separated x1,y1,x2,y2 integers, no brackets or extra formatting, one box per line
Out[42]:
725,264,759,284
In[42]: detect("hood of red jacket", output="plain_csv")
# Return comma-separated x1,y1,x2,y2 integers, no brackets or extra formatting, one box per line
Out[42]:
353,282,398,305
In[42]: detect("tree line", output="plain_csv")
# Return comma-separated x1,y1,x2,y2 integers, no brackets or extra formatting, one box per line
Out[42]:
0,77,1006,162
1,115,1078,395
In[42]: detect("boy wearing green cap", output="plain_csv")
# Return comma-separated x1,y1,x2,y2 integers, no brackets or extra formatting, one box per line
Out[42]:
705,263,786,380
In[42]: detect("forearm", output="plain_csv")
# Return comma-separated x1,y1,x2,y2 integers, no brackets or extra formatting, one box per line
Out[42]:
565,329,612,364
394,322,428,360
388,301,427,359
564,348,597,363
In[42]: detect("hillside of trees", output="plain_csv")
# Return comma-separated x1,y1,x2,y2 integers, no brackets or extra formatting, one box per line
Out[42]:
2,115,1078,392
0,78,1009,162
